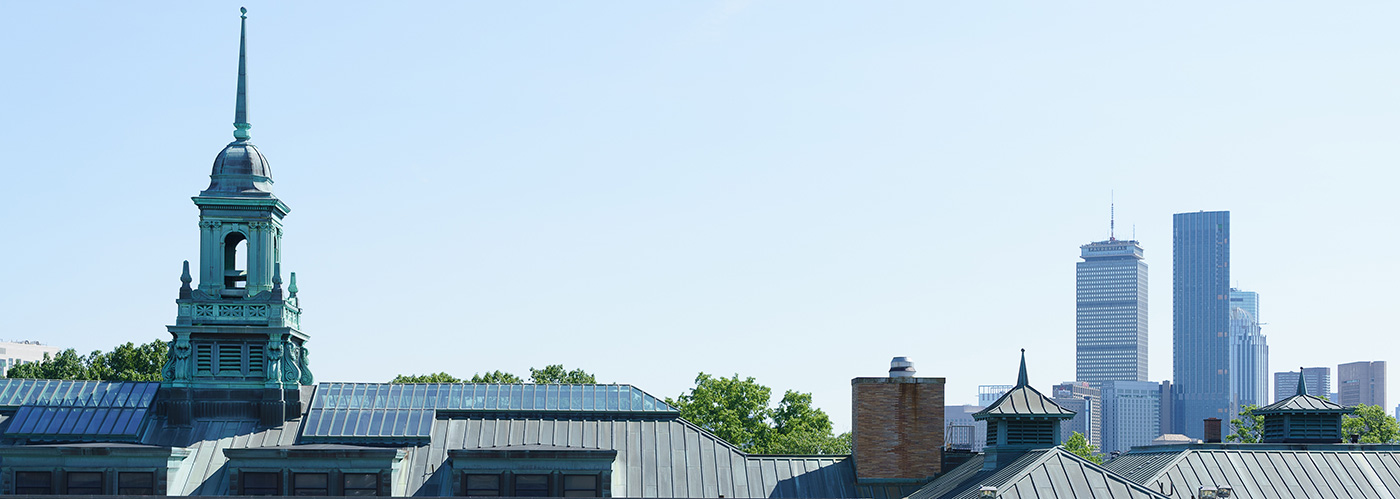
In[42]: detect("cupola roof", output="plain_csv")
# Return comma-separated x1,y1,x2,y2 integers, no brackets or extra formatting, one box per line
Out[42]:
974,350,1076,420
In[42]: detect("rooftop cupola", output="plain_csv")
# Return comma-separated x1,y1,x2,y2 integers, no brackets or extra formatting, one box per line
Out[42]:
201,6,274,198
973,349,1076,470
1255,368,1351,443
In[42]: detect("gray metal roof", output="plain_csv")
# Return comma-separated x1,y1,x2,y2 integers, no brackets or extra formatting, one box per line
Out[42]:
973,386,1076,419
1104,443,1400,499
403,416,857,498
908,447,1166,499
1256,394,1350,414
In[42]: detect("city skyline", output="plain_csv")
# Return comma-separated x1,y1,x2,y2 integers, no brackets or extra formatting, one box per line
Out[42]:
5,3,1400,433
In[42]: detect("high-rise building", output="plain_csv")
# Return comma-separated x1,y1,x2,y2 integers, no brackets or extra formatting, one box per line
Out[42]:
1053,382,1102,450
1274,368,1331,403
1101,380,1162,454
978,385,1013,406
1229,306,1268,407
1228,288,1259,323
1338,361,1386,408
1172,210,1232,439
1158,380,1174,439
1076,235,1149,385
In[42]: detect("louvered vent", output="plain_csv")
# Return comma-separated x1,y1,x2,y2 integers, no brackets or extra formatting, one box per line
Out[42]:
248,345,264,374
219,344,243,374
1005,421,1054,445
196,344,212,372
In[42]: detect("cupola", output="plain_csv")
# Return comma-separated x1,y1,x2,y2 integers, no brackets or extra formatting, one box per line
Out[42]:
972,349,1076,470
1254,368,1351,444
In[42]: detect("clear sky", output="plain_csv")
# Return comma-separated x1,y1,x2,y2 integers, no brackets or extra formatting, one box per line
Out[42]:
4,2,1399,433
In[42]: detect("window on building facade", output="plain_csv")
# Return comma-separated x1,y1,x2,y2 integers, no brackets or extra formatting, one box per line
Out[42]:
465,474,501,496
16,471,53,495
242,472,281,496
563,475,599,498
118,472,156,495
344,473,379,496
293,472,329,496
514,475,549,497
66,471,104,495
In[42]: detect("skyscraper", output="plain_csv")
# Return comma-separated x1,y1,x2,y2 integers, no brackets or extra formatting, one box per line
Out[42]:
1076,233,1149,385
1338,361,1386,408
1229,288,1259,322
1172,210,1231,439
1274,368,1330,403
1229,306,1268,407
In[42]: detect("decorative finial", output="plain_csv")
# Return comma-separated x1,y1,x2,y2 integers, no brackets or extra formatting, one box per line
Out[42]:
1297,368,1308,397
1016,349,1029,388
232,7,251,140
179,260,193,299
272,262,283,290
288,271,298,297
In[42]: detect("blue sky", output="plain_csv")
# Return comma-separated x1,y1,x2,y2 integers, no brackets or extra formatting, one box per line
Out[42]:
4,2,1399,432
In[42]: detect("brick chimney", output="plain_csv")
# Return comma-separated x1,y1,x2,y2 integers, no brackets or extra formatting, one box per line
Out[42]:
1203,418,1222,443
851,357,945,484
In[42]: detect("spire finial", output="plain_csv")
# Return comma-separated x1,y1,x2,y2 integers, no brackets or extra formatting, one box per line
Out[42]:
1297,368,1308,397
233,7,251,140
1016,349,1029,387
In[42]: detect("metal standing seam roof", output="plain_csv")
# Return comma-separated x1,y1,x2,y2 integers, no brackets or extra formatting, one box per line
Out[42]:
908,447,1168,499
401,416,858,498
1255,394,1351,414
972,386,1076,419
1106,445,1400,499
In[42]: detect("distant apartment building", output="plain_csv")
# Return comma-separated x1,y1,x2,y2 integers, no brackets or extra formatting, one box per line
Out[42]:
1275,368,1331,403
1076,237,1148,385
1338,361,1386,408
0,340,62,376
1173,211,1232,438
944,404,986,452
1053,382,1102,450
1229,305,1268,407
1101,380,1162,455
978,385,1013,406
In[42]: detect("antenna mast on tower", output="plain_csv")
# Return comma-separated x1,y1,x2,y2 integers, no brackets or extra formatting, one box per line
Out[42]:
1110,191,1116,241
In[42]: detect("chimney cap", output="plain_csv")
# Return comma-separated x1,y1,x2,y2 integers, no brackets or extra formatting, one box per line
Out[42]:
889,357,916,377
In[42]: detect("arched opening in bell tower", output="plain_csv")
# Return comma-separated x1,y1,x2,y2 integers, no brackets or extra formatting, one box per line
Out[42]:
224,231,248,293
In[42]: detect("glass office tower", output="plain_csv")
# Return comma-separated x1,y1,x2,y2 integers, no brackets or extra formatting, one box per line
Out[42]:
1076,238,1149,384
1173,210,1232,439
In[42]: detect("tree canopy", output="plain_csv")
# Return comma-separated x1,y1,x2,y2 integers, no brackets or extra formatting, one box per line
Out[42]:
1227,404,1263,443
6,340,167,381
391,365,594,385
1063,431,1102,464
665,373,850,455
1344,404,1400,443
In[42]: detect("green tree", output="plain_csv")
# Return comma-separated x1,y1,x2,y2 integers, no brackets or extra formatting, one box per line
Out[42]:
665,373,848,455
1063,431,1102,464
469,370,524,383
1227,404,1264,443
6,340,167,381
1344,404,1400,443
529,364,596,384
392,372,463,383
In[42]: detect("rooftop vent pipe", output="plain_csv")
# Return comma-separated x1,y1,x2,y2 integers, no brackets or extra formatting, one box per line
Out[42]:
889,357,916,377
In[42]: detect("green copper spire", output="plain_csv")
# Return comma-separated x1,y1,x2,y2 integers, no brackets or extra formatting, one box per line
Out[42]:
1016,348,1028,387
1296,367,1308,397
233,7,251,140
